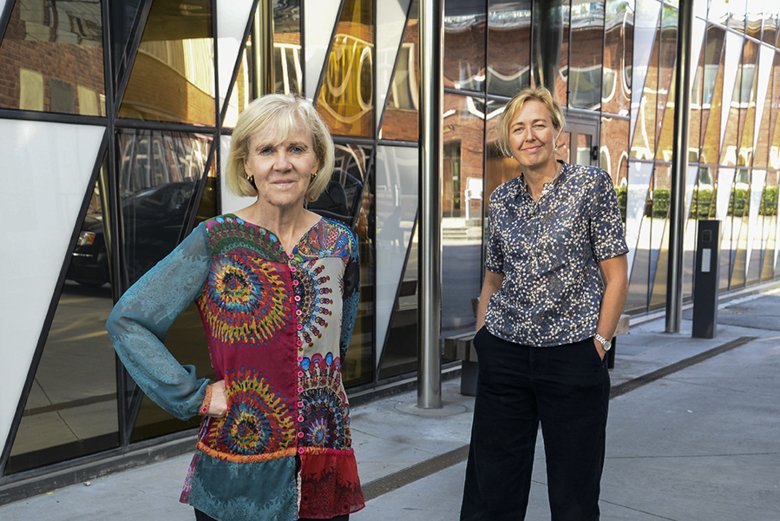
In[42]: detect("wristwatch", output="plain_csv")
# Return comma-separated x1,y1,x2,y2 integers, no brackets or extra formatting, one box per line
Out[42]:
594,333,612,351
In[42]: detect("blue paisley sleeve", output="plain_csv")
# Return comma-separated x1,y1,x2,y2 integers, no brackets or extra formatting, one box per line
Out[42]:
339,231,360,361
106,222,211,420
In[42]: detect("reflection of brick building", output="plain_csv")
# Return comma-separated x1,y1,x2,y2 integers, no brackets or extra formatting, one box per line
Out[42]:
0,4,105,115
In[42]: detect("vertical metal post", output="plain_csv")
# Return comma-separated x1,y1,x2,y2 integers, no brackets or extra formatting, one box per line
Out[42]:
417,0,443,408
665,0,693,333
253,0,275,97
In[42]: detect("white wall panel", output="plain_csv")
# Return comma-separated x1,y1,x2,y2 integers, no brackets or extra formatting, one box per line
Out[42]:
629,0,661,145
745,170,767,274
720,32,743,147
375,145,417,365
715,167,736,221
303,0,342,99
626,161,653,279
216,0,254,112
219,135,257,214
376,0,411,130
0,121,104,454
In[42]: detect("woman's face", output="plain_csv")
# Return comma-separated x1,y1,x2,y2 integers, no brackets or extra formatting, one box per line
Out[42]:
244,122,319,209
507,99,559,171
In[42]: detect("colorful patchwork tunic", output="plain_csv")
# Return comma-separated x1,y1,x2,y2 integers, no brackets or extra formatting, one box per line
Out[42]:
107,214,365,521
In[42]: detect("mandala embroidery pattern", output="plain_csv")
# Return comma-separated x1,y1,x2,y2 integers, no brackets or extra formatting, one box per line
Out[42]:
205,368,295,456
299,352,349,448
199,254,288,346
293,262,334,348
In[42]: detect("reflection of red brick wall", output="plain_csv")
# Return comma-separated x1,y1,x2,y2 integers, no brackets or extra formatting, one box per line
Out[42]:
443,94,484,216
0,7,104,114
488,24,531,79
444,19,486,89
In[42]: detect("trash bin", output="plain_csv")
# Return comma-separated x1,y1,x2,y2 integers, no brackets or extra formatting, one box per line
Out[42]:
692,219,720,338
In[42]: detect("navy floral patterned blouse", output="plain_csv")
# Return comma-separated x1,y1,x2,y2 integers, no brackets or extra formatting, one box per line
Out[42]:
484,161,628,347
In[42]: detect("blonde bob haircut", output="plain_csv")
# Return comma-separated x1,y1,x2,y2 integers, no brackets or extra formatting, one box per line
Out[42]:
498,86,566,158
225,94,335,203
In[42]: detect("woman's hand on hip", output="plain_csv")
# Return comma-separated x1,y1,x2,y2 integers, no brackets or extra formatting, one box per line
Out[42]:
207,380,228,417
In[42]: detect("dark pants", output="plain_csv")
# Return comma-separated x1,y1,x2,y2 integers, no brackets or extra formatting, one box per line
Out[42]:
195,510,348,521
460,328,610,521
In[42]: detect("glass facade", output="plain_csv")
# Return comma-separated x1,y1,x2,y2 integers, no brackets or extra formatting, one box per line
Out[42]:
2,0,780,490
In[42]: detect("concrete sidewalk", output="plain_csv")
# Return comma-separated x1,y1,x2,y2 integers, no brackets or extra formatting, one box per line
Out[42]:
2,292,780,520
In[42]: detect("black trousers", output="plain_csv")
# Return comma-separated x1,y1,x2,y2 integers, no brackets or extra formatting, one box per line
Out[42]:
195,509,349,521
460,328,610,521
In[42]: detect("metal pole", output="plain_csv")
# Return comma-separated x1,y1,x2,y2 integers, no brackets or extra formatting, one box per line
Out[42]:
417,0,443,408
665,0,693,333
254,0,275,97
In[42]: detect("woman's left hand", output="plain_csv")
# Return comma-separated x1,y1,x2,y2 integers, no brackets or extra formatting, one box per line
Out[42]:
207,380,228,417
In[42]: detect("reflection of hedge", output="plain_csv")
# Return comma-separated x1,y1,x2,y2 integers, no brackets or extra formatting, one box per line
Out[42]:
760,186,778,216
615,185,779,219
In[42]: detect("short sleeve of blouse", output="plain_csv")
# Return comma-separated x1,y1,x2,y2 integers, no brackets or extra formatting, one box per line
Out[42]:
588,170,629,261
484,192,504,273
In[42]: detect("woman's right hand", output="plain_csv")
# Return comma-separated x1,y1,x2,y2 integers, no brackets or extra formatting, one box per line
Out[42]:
207,380,228,417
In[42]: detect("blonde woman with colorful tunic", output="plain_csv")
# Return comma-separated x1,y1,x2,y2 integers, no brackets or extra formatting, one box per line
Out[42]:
107,94,364,521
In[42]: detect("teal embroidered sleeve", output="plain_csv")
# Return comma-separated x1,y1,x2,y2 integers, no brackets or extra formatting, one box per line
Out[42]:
106,222,211,420
339,231,360,361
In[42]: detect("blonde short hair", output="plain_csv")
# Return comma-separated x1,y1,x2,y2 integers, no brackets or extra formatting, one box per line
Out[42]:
498,87,566,157
225,94,335,202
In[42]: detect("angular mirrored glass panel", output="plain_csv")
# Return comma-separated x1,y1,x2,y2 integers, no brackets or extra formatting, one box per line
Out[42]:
712,0,747,34
569,0,604,110
375,145,418,362
379,0,419,142
745,169,767,282
378,221,418,379
629,0,661,146
649,165,670,309
762,11,777,46
316,0,374,138
532,0,570,105
736,40,760,168
376,0,411,130
746,1,763,39
216,0,253,112
602,0,634,116
717,32,744,166
303,0,342,99
0,0,105,115
0,120,105,456
759,169,778,279
444,0,486,92
729,168,751,287
110,0,145,89
630,8,661,160
751,47,776,170
441,93,483,336
117,129,212,285
485,102,517,200
699,25,726,164
654,5,678,163
119,0,215,126
720,38,749,167
6,168,118,474
223,36,252,128
309,144,375,387
274,0,303,95
487,0,531,98
601,116,630,185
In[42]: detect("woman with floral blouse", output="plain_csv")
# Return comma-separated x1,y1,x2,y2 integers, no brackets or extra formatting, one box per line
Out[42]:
107,94,364,521
460,87,628,521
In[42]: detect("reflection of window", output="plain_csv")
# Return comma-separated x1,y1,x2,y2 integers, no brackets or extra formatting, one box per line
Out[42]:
569,65,602,110
735,63,755,105
701,64,719,107
390,44,418,110
444,142,462,216
486,66,531,98
274,44,303,95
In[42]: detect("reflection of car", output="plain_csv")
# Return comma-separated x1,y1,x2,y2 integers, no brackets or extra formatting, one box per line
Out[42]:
67,213,110,286
66,178,217,287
